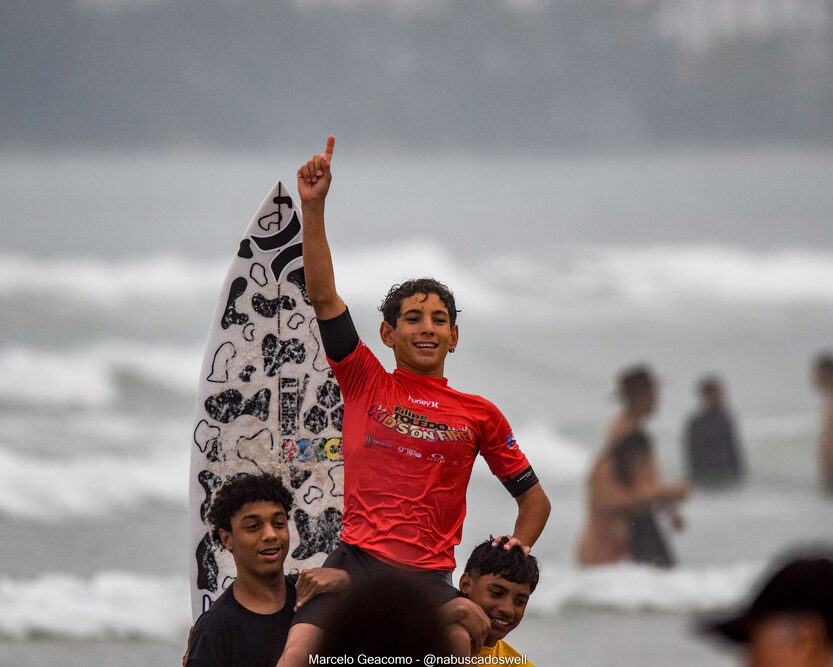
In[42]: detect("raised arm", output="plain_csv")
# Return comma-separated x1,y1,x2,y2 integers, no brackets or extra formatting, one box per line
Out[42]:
297,136,346,320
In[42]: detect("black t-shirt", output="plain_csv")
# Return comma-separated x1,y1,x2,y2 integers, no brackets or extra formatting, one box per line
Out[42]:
185,576,297,667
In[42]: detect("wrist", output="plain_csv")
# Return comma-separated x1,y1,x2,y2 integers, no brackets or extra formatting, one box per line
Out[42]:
301,198,326,213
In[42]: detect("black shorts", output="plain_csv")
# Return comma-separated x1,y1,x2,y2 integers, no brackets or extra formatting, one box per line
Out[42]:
291,542,460,628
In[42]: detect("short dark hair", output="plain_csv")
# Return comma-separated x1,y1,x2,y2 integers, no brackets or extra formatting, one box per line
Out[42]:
464,537,540,593
379,278,460,328
207,473,293,543
617,365,656,401
698,376,722,398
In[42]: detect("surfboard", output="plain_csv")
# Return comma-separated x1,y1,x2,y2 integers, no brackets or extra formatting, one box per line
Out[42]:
189,182,344,620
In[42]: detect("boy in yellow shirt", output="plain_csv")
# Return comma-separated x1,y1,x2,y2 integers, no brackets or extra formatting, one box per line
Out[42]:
459,537,540,665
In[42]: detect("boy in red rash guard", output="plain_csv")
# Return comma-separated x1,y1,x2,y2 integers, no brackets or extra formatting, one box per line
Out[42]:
278,138,551,664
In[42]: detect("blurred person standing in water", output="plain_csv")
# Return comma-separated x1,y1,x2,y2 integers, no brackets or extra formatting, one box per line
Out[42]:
813,353,833,495
577,365,689,567
684,376,745,489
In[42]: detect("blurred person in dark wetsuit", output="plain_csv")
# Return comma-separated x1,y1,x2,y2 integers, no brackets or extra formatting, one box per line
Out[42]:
684,376,745,489
813,354,833,496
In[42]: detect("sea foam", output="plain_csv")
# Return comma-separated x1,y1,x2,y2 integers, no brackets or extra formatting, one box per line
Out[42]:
502,420,591,483
0,342,202,408
529,560,765,616
0,254,225,306
0,443,186,520
0,572,190,641
3,244,833,314
0,417,581,520
0,561,767,640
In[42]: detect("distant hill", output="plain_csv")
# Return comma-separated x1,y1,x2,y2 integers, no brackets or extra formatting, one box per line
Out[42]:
2,0,832,152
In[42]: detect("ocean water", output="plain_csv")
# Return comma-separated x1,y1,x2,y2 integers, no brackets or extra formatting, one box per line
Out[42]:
1,148,832,666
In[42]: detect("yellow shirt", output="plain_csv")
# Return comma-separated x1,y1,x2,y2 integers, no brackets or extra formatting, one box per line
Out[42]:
478,639,536,666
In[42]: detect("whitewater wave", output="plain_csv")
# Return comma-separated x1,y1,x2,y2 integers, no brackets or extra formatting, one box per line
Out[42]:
0,572,190,641
3,244,833,315
0,417,581,520
0,254,225,307
502,420,591,483
529,560,765,616
494,244,833,319
0,443,186,520
0,561,767,640
0,342,202,408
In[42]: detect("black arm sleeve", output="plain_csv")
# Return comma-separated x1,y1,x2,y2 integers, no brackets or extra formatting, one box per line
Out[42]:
502,465,539,498
317,307,360,362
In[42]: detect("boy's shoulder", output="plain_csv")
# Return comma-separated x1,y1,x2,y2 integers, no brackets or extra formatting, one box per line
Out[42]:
193,586,237,626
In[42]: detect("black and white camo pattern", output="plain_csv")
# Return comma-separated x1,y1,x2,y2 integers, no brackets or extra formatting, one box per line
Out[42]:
189,183,344,619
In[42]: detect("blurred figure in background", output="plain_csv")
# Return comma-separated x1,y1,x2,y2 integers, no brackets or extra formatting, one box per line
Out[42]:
577,365,689,567
813,353,833,495
684,376,745,489
699,548,833,667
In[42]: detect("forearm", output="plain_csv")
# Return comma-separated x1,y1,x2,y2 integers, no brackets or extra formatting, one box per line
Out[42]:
278,623,324,667
301,200,345,320
511,483,550,548
598,484,684,518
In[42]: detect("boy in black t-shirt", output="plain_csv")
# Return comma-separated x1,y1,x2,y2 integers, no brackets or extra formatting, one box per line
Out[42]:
184,474,348,667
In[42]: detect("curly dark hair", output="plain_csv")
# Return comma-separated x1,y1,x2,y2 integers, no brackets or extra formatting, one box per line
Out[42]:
464,536,540,593
379,278,460,328
207,473,293,544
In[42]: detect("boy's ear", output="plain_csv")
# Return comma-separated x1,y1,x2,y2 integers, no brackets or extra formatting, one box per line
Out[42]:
218,528,234,552
379,321,395,348
459,572,472,596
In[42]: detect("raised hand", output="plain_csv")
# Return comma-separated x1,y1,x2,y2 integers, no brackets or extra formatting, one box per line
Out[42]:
296,136,335,205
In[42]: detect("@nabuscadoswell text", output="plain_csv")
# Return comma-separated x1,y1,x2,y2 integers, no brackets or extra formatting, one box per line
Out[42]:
309,656,529,665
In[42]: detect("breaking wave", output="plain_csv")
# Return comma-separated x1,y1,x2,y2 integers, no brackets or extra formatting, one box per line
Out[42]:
0,443,186,520
0,572,190,641
0,342,202,408
0,561,766,640
3,244,833,316
529,559,765,616
0,416,581,520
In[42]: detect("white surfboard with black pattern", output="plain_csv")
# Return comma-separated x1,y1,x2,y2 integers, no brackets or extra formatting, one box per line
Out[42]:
189,182,344,620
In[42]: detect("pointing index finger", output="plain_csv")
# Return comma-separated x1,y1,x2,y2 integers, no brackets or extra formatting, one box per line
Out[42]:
324,135,335,162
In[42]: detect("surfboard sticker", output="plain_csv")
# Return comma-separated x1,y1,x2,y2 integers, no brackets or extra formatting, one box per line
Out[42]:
189,182,344,619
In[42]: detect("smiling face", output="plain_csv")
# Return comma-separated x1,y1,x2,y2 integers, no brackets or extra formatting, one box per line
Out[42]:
459,571,531,646
219,500,289,582
379,292,459,378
